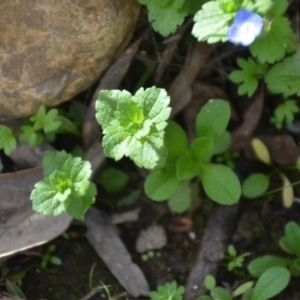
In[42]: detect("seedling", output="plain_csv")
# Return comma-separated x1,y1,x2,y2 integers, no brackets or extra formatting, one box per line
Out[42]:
30,150,96,220
149,281,185,300
41,245,62,269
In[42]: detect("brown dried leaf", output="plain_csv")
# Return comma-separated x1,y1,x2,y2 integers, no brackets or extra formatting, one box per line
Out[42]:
0,168,72,259
169,42,214,117
85,207,149,297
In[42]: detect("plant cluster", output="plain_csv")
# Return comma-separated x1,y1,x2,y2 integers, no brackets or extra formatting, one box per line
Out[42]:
197,221,300,300
149,281,185,300
96,91,241,211
0,105,80,155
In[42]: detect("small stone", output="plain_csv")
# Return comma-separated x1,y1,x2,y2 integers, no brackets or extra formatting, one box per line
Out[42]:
136,225,167,253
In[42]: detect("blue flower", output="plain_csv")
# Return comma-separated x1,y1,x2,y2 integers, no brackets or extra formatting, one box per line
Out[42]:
228,9,263,46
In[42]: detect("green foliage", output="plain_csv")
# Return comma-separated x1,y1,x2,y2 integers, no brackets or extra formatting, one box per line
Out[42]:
143,99,241,208
41,245,62,269
0,125,17,155
196,100,231,138
149,281,185,300
200,163,241,205
249,16,294,63
30,150,96,220
242,173,270,198
145,167,180,201
95,87,171,169
5,279,27,299
224,244,250,271
168,181,191,213
251,266,290,300
265,51,300,97
0,105,79,155
270,99,300,128
199,222,300,299
138,0,205,37
192,1,235,43
99,167,129,193
229,58,268,97
204,275,216,290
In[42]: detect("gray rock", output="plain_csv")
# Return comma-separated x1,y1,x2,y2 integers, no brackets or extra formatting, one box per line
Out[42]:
0,0,140,120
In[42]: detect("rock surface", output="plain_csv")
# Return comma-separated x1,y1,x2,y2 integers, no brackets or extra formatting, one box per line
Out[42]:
0,0,140,120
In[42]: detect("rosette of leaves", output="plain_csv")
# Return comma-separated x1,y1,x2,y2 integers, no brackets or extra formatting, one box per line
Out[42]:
30,150,96,220
149,281,185,300
96,87,171,169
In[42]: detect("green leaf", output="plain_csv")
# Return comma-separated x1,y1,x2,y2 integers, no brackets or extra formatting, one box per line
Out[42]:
228,244,237,257
96,87,171,169
19,125,43,147
232,282,254,297
196,100,231,139
229,58,268,97
213,130,231,154
169,181,191,213
176,155,199,180
191,137,214,162
248,255,291,277
279,236,295,254
267,0,289,17
271,99,300,128
66,183,97,220
186,0,207,14
31,150,96,219
265,51,300,97
57,115,81,136
6,279,27,299
96,89,130,128
196,296,213,300
30,105,61,133
0,125,17,155
100,167,129,193
50,256,62,265
250,16,294,63
251,267,290,300
200,163,241,205
210,287,233,300
30,178,67,216
242,173,270,199
165,121,189,158
192,1,234,43
138,0,189,37
284,221,300,256
150,281,185,300
204,275,216,290
145,167,180,201
252,0,273,15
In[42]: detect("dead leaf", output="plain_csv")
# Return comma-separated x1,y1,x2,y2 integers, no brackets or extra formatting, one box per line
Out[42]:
0,168,72,260
85,207,149,297
279,172,294,208
111,208,140,224
169,42,214,117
